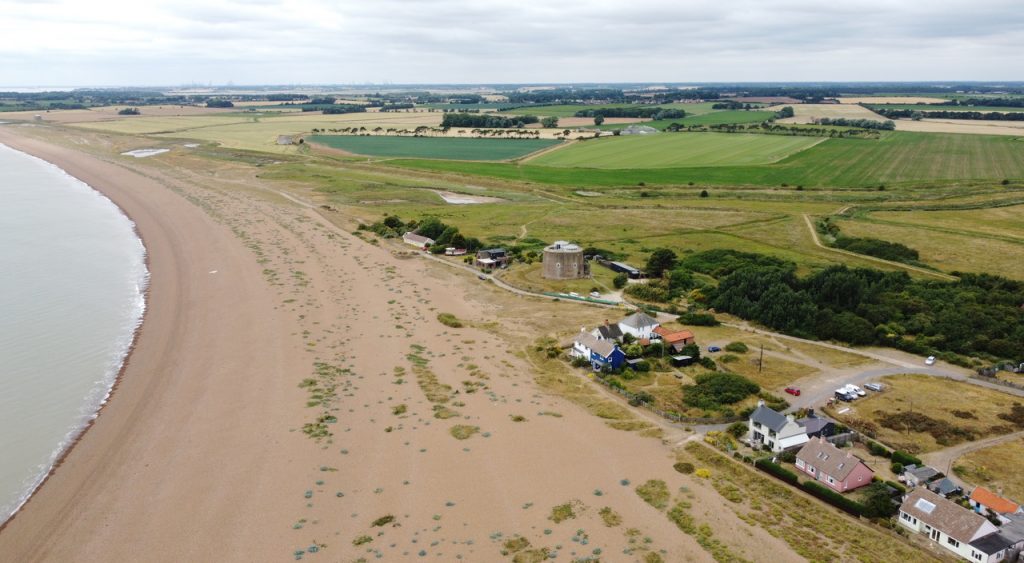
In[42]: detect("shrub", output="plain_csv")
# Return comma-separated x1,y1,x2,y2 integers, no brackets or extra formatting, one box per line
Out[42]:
436,313,463,327
676,312,719,326
371,515,395,527
682,372,759,409
673,462,695,474
549,502,576,523
726,421,748,438
890,462,904,474
778,450,796,463
613,273,628,289
891,450,923,467
720,353,739,363
636,479,670,509
449,425,479,440
698,357,717,370
801,481,866,517
867,441,892,458
754,458,799,485
724,342,748,353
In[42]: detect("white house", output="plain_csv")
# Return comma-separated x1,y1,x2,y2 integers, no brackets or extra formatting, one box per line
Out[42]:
898,488,1022,563
402,232,434,250
747,401,808,453
618,312,660,341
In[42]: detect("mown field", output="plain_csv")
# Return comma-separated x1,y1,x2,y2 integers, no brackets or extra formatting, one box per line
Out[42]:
395,131,1024,187
529,133,824,169
308,135,561,160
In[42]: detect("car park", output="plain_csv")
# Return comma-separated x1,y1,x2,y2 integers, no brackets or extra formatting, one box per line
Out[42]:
845,384,866,397
785,387,801,396
834,389,855,402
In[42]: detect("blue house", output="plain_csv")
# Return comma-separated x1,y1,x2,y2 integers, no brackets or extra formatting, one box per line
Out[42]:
571,330,626,370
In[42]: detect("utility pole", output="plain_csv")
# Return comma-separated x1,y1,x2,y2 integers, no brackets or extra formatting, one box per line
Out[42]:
759,344,764,373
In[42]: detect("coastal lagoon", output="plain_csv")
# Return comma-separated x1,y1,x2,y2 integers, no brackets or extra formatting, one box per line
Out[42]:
0,143,147,522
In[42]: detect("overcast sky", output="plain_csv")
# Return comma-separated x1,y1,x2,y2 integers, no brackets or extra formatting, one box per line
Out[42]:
1,0,1021,86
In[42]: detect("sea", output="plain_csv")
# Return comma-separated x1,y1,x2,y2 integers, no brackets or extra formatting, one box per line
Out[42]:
0,142,148,523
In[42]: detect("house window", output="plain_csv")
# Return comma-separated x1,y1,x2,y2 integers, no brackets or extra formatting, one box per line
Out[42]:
901,512,911,522
971,551,982,561
947,537,960,548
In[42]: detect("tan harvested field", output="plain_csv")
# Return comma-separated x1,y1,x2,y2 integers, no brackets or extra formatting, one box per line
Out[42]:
830,374,1022,454
954,438,1024,503
838,96,950,105
0,105,236,124
893,118,1024,136
773,103,888,123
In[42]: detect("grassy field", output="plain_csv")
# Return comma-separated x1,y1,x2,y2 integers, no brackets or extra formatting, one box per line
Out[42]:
499,103,654,118
830,374,1022,454
395,132,1024,187
676,110,776,126
307,135,561,160
835,217,1024,279
954,438,1024,503
868,205,1024,241
529,133,824,169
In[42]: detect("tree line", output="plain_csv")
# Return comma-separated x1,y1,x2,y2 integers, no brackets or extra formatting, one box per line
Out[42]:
441,113,540,128
573,107,686,119
874,108,1024,121
627,248,1024,363
812,117,895,130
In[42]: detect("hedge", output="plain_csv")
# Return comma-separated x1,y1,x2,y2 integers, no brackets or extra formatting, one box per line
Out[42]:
866,441,892,458
754,458,799,485
885,481,907,494
801,481,866,517
891,451,923,467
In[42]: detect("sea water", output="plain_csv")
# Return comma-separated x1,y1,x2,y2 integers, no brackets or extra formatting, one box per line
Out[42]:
0,143,148,522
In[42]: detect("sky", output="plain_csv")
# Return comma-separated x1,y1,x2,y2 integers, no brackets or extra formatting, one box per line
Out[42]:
0,0,1022,86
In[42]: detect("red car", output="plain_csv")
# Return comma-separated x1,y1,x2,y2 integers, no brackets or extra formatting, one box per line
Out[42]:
785,387,801,396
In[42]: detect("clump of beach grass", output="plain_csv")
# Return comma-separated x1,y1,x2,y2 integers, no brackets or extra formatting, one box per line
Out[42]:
437,313,464,328
449,425,479,440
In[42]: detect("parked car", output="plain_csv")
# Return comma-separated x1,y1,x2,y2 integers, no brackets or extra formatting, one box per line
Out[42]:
925,356,936,366
845,384,866,397
834,390,855,402
785,387,801,396
569,292,580,298
864,382,884,392
477,275,487,281
707,346,722,353
589,291,600,298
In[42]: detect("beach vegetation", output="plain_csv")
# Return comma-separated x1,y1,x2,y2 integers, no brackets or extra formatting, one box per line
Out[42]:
449,424,479,440
549,502,578,523
437,313,464,328
635,479,670,510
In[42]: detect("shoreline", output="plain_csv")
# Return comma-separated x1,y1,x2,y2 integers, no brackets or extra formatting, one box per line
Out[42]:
0,141,152,530
0,127,312,561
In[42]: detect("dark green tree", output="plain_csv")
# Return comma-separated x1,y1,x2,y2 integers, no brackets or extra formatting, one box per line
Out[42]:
645,248,678,278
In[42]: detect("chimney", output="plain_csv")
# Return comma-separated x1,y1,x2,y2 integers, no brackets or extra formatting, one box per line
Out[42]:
581,326,586,333
819,436,826,444
757,399,765,407
605,319,610,326
786,414,795,423
847,450,853,459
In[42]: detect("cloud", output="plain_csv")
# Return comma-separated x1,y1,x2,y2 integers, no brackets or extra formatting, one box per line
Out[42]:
0,0,1020,85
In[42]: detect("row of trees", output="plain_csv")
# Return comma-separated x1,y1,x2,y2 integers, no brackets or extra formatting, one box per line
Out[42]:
627,248,1024,362
311,125,545,139
817,218,921,264
573,107,686,119
440,113,540,128
874,108,1024,121
812,117,895,130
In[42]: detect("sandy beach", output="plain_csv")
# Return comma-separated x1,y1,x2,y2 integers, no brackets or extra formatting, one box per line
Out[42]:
0,125,809,562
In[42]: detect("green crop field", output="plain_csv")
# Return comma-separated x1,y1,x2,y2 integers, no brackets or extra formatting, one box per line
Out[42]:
865,104,1024,113
528,132,824,169
676,110,776,126
307,135,561,160
394,132,1024,187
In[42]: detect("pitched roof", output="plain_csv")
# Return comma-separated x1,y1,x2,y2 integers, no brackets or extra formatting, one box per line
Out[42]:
652,326,694,343
796,438,871,481
620,312,659,330
905,465,940,482
971,486,1021,514
749,404,790,433
902,488,996,544
929,478,961,496
574,331,618,359
594,324,623,340
403,232,434,245
797,416,832,435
